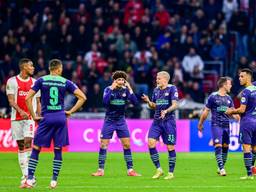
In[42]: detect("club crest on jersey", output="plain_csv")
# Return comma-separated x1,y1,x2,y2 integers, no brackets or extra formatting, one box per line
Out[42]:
122,93,126,97
241,97,246,103
165,92,169,96
214,139,219,143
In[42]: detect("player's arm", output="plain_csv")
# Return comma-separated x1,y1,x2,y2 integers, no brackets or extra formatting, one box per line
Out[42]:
103,81,117,106
36,97,41,116
65,88,86,116
7,94,30,119
25,89,42,121
125,80,138,105
160,100,178,119
141,94,156,109
225,105,246,115
198,107,210,132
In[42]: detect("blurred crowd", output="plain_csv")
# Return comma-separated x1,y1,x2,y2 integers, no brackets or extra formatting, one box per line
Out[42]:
0,0,256,117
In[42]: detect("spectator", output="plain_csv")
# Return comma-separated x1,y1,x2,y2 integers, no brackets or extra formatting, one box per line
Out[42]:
182,47,204,80
154,4,170,29
222,0,238,23
210,37,227,61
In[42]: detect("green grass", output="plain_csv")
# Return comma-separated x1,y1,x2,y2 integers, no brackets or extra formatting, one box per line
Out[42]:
0,152,254,192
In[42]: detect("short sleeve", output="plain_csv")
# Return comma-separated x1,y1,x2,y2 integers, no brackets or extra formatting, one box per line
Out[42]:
170,86,179,101
151,89,157,103
66,80,78,93
240,89,249,105
32,78,42,93
6,78,16,95
205,95,213,109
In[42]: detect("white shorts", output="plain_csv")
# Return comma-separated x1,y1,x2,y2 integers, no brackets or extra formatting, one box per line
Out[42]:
11,120,35,140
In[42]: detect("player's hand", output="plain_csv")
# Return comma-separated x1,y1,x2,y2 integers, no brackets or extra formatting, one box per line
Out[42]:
33,116,43,121
65,110,72,118
141,94,150,103
110,80,118,90
19,110,30,119
225,108,232,115
160,110,167,119
125,80,133,93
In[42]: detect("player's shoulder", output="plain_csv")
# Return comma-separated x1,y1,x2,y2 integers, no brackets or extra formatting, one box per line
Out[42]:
208,91,218,99
6,76,17,83
167,84,177,90
244,85,256,92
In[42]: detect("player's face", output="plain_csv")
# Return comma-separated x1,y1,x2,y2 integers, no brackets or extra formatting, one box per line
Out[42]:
24,61,34,76
224,80,232,93
156,75,167,88
239,72,249,86
115,78,125,87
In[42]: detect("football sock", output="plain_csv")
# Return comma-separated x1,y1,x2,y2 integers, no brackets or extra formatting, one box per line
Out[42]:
215,146,224,170
222,147,228,167
52,148,62,181
123,148,133,170
168,150,176,173
244,152,252,176
98,148,107,170
252,151,256,166
149,147,160,169
28,148,40,180
18,149,27,177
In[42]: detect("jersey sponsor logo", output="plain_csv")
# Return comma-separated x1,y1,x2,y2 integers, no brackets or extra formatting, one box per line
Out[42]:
47,105,62,110
18,90,29,96
217,106,228,112
156,99,169,105
110,99,125,105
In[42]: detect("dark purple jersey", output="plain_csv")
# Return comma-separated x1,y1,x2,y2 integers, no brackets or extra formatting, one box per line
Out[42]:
151,85,178,120
103,86,138,120
206,92,234,128
240,85,256,119
32,75,77,115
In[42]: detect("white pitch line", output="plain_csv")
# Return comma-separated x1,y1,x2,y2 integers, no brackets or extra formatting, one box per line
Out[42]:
0,185,255,189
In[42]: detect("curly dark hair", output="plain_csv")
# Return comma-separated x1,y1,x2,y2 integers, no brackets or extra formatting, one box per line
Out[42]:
112,71,127,80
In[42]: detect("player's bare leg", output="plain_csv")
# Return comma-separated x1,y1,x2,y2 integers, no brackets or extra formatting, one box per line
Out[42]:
148,138,163,179
91,139,110,176
121,137,141,176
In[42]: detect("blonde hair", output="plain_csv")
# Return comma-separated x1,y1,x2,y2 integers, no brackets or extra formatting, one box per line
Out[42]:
157,71,170,82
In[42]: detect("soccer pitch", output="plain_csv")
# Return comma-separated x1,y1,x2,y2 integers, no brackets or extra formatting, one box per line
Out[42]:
0,152,254,192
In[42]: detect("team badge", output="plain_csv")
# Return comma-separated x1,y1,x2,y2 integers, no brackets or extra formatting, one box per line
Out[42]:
165,92,169,96
241,97,246,103
122,93,126,97
214,139,219,143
